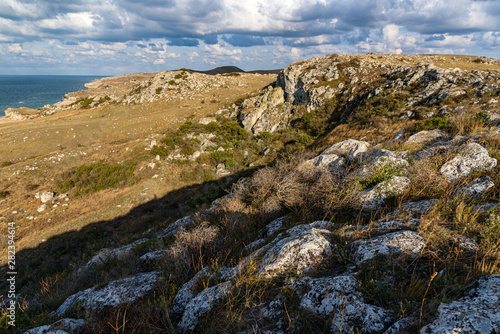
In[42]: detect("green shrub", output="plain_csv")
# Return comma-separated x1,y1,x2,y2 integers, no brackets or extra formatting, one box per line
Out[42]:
156,87,163,94
58,162,137,196
234,97,246,106
297,134,313,145
473,111,490,122
0,190,10,198
417,117,451,131
79,97,94,109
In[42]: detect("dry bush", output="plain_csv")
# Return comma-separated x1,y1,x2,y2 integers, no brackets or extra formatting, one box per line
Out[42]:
164,223,224,281
405,155,450,200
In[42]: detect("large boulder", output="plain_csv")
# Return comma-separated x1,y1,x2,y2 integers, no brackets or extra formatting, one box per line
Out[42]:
258,221,333,277
440,142,497,182
300,154,346,174
322,139,370,160
54,272,160,316
421,275,500,333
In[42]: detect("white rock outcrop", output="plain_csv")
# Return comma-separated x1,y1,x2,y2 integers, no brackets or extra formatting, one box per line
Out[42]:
321,139,370,160
55,272,160,316
23,319,85,334
352,230,426,264
178,281,232,332
258,221,333,277
361,176,411,210
440,142,497,181
421,275,500,333
456,175,495,198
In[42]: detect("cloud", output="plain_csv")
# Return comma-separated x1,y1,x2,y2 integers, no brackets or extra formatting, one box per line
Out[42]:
0,0,499,74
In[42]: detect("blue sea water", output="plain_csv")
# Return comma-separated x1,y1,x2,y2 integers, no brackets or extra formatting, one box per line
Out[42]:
0,75,105,117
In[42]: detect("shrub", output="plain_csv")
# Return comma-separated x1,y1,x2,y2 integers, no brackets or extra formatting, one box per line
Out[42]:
155,87,163,94
58,162,137,196
417,117,451,131
0,190,10,198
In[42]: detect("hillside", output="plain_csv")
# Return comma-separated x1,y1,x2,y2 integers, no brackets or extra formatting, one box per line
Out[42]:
1,54,500,333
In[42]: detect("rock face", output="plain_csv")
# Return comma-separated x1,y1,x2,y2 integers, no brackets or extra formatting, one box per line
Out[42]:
440,142,497,181
352,230,426,264
421,275,500,333
238,86,288,134
23,319,85,334
55,272,160,316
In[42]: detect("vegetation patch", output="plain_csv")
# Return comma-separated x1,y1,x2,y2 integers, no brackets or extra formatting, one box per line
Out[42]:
58,162,137,196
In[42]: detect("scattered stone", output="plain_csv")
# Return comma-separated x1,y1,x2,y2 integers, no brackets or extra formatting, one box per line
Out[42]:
23,318,85,334
361,176,411,211
362,218,421,233
440,142,497,181
405,129,448,145
455,237,480,253
352,230,425,265
140,250,166,262
36,191,54,203
216,163,230,176
456,175,495,198
388,199,439,218
158,214,199,239
300,154,346,174
55,272,160,316
392,129,405,143
37,204,46,213
421,275,500,333
198,117,217,125
85,238,147,268
321,139,370,160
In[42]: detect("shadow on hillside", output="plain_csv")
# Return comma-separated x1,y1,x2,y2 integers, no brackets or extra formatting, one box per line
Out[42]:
2,168,258,294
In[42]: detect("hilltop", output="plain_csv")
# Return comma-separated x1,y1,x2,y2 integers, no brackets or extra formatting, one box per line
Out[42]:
1,53,500,333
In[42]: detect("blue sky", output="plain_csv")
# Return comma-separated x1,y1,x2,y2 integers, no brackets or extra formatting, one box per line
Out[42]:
1,0,499,75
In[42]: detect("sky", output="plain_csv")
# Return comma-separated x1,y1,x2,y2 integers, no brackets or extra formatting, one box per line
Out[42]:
0,0,499,75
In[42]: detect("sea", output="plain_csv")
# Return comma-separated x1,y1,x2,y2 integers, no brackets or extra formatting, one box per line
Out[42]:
0,75,105,117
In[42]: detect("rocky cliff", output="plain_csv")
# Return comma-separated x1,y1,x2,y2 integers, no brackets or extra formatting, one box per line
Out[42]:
6,54,500,334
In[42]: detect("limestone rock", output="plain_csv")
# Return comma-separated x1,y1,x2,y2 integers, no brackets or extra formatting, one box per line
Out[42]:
421,275,500,333
440,142,497,181
266,216,285,236
178,281,232,332
86,238,146,267
238,86,288,134
198,117,217,125
55,272,160,316
36,191,54,203
352,230,425,265
258,222,333,277
158,214,199,239
23,318,85,334
456,175,495,198
388,199,439,218
300,154,346,174
406,129,448,145
37,204,46,213
362,218,421,233
322,139,370,160
361,176,411,211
